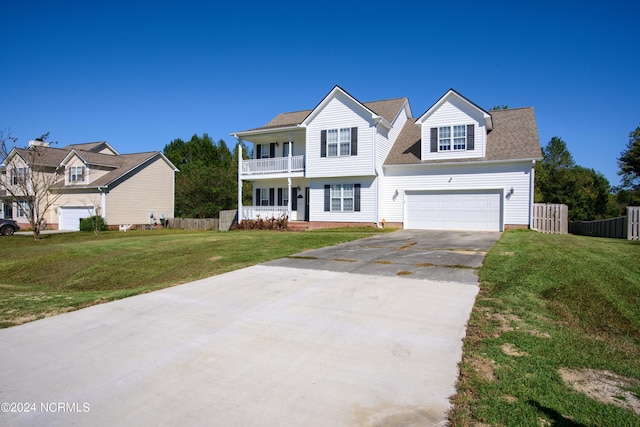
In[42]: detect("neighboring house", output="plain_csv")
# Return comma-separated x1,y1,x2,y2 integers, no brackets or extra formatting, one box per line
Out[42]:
232,86,542,231
1,141,178,230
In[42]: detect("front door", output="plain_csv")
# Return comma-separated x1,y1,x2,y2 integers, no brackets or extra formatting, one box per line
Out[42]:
3,203,13,219
304,187,310,221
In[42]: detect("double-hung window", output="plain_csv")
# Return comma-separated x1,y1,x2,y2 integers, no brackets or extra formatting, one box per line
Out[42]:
327,128,351,157
453,125,466,150
260,144,270,159
438,127,451,151
11,167,26,185
330,184,354,212
69,166,85,182
17,200,29,217
260,189,270,206
439,125,467,151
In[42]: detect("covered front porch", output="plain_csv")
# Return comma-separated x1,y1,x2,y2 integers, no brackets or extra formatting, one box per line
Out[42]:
239,179,309,223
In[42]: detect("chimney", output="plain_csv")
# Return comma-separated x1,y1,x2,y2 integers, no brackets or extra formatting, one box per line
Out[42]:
29,139,50,147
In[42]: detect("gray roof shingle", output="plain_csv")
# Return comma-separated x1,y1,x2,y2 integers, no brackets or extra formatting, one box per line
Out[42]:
384,107,542,166
12,144,168,189
241,97,408,133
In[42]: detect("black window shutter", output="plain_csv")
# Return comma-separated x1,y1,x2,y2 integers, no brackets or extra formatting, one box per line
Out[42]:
324,185,330,211
292,187,298,210
430,128,438,152
269,188,275,206
351,127,358,156
256,188,261,206
256,144,262,159
270,143,276,158
467,124,475,150
354,184,361,212
320,130,327,158
277,188,283,206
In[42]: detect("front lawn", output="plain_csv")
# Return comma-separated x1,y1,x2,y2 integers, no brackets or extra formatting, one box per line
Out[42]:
0,228,385,328
450,230,640,426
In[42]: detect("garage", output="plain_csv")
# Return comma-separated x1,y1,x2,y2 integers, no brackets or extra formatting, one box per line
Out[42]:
405,190,502,231
59,206,95,231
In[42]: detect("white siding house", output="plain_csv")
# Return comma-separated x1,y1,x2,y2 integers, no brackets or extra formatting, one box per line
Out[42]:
233,86,541,231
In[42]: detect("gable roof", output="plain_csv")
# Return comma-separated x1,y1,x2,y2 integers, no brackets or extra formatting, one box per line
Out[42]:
233,86,408,135
3,143,177,189
415,88,493,130
64,141,119,155
52,151,174,189
384,107,542,166
8,146,70,168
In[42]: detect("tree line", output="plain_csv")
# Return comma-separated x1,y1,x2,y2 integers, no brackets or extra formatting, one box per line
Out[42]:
163,134,251,218
535,126,640,221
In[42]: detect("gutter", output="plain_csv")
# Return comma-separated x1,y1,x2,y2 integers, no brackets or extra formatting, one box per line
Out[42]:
383,157,543,170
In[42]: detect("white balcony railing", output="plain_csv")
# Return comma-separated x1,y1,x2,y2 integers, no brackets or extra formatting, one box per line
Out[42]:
241,155,304,175
241,206,289,220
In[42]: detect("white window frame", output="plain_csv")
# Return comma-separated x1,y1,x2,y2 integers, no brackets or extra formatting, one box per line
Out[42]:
11,167,26,185
453,125,467,150
69,166,85,183
17,200,29,218
327,128,351,157
281,187,289,207
260,188,270,206
439,125,467,151
330,184,354,212
260,144,270,159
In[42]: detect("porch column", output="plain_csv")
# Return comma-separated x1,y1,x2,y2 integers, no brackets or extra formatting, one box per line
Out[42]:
237,140,243,224
287,177,292,219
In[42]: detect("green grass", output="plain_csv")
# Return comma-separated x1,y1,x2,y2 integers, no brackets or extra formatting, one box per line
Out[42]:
0,228,386,328
450,230,640,426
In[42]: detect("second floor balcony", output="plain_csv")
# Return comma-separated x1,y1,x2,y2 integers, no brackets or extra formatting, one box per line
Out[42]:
241,155,305,176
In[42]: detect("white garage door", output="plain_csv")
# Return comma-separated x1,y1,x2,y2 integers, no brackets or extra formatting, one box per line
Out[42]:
405,190,502,231
59,207,95,231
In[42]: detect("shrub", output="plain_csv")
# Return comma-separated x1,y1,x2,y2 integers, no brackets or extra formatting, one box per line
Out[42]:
79,216,109,232
232,214,288,231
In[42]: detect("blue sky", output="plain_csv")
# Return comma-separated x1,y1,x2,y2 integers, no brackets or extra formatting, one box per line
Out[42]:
2,1,638,187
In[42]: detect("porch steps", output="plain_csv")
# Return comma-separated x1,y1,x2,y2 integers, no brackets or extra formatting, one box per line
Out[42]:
287,221,310,232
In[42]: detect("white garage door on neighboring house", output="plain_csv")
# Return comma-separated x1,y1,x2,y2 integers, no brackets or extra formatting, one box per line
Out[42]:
59,207,95,231
405,190,502,231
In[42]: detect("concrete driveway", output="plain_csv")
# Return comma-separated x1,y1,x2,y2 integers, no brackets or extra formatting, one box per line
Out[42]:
0,230,499,427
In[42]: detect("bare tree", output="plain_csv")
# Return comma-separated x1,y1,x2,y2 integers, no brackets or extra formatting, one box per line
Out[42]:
1,129,67,240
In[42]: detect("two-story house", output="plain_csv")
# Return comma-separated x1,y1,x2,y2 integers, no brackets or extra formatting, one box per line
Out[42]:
1,141,178,230
233,86,542,231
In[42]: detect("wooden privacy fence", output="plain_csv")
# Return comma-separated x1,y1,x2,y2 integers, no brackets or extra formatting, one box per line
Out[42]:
167,210,238,232
218,209,238,231
532,203,568,234
569,207,639,240
168,217,219,231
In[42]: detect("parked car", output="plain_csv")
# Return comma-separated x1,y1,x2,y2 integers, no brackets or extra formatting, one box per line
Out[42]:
0,219,20,236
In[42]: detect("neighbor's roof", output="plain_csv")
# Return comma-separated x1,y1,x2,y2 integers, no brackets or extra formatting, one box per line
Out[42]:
384,107,542,166
238,97,408,133
53,151,166,189
7,143,175,189
12,146,70,167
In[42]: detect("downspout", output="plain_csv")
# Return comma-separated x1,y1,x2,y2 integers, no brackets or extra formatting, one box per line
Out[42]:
98,186,106,219
529,160,536,229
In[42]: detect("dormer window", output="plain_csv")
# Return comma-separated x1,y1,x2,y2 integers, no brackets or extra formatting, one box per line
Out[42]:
439,125,467,151
431,125,474,153
69,166,85,183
